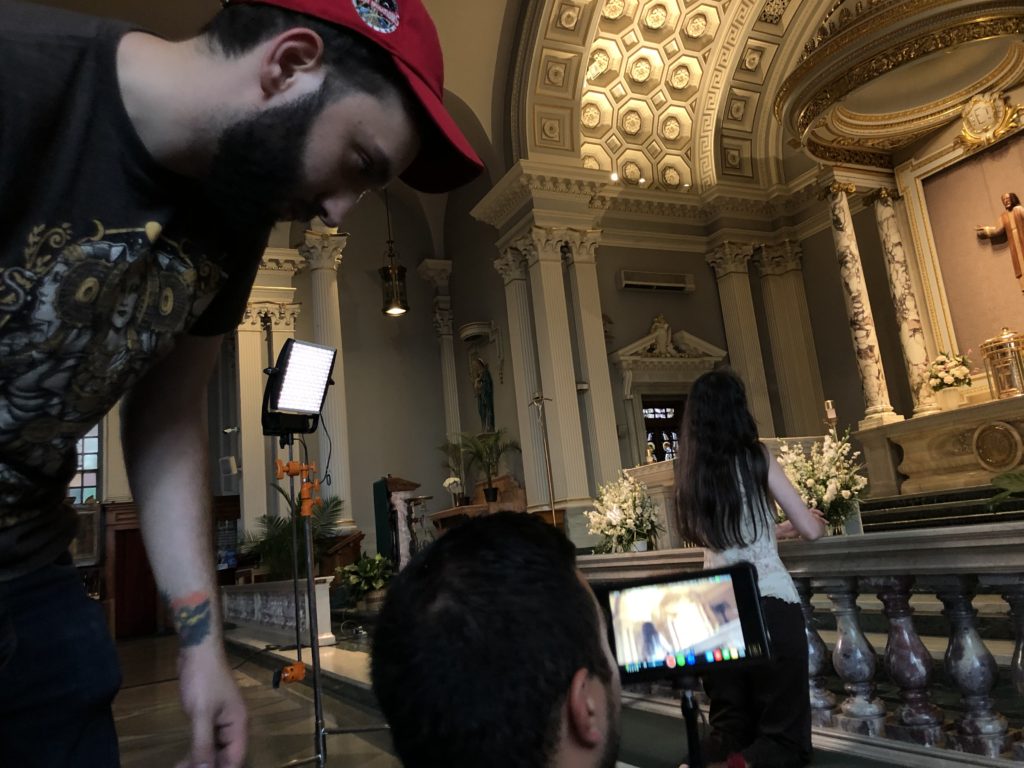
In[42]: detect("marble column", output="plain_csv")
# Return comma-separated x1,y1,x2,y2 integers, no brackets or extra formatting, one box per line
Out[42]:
757,241,826,436
827,183,901,429
299,229,352,514
873,190,938,416
264,303,301,516
494,245,547,510
236,306,269,534
417,259,462,443
528,226,591,518
706,242,775,436
564,229,621,488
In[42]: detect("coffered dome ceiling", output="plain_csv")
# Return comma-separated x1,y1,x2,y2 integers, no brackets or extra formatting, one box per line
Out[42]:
518,0,1024,194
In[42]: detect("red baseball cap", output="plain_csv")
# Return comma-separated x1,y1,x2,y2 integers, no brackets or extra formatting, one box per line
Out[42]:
223,0,484,193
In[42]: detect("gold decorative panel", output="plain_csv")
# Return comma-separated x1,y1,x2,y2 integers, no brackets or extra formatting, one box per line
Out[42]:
579,0,725,192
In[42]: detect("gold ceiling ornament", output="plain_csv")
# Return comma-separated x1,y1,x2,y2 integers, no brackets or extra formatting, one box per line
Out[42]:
823,181,857,199
955,92,1024,152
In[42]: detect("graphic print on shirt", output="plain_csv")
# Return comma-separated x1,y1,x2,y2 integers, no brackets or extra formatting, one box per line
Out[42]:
0,220,224,498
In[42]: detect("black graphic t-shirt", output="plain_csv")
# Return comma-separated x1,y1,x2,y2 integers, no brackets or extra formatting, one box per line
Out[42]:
0,1,268,579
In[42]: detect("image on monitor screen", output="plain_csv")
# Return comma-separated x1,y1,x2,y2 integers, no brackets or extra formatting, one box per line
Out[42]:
609,574,746,673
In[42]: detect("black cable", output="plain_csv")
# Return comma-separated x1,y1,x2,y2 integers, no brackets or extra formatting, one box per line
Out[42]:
320,417,333,487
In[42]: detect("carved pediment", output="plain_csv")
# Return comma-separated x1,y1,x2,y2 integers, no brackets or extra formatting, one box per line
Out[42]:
610,318,727,397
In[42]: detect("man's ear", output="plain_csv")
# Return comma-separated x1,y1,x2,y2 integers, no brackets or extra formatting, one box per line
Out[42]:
258,28,325,97
566,667,604,748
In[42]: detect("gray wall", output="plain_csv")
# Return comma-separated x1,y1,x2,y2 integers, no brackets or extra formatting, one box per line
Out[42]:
595,245,727,466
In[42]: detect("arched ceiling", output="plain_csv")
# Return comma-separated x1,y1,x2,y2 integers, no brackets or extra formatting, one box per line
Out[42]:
518,0,1024,196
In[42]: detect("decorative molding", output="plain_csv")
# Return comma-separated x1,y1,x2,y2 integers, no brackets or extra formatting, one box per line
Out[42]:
494,248,529,284
432,298,454,338
955,91,1024,152
416,258,454,293
782,12,1024,137
706,241,755,278
610,323,727,398
299,230,349,271
260,247,305,273
757,240,803,276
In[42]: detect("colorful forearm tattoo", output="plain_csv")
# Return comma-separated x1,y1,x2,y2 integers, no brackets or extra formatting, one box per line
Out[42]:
165,591,212,647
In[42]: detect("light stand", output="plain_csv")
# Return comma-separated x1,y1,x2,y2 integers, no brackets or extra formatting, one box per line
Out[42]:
261,340,389,768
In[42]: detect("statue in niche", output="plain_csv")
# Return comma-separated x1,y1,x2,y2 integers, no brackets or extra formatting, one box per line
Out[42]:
646,314,681,357
977,192,1024,294
472,356,495,433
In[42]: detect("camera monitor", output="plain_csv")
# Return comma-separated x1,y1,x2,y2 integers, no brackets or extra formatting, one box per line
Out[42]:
596,562,771,684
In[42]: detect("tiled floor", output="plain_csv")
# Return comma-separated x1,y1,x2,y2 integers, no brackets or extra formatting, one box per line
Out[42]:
115,635,399,767
115,634,896,768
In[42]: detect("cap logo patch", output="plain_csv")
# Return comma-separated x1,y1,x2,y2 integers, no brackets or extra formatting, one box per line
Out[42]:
352,0,399,34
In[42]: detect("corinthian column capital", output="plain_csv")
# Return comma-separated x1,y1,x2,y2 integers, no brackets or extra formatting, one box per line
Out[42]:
706,241,755,278
417,258,453,294
758,241,803,277
300,229,349,271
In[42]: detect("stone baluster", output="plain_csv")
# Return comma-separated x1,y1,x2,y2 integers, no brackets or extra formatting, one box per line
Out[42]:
870,576,944,746
1002,581,1024,697
820,577,886,736
931,576,1008,757
795,578,836,726
1002,579,1024,761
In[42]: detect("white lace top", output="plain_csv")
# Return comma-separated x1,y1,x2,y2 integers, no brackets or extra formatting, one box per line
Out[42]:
702,479,800,605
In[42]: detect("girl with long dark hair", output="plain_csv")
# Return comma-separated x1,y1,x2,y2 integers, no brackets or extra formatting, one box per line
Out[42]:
675,369,825,768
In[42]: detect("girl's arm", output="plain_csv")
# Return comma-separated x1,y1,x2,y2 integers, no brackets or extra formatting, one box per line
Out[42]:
766,449,827,541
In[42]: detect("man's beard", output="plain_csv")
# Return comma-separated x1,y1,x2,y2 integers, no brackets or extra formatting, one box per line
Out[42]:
201,88,327,233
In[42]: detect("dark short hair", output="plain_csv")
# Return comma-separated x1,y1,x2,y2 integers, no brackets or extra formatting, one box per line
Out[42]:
201,4,409,104
371,513,612,767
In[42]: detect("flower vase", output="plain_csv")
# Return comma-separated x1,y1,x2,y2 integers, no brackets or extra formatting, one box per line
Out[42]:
934,387,962,411
844,500,863,535
631,539,648,552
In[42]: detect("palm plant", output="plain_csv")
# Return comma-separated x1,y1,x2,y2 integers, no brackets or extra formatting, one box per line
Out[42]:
242,486,345,581
461,429,521,494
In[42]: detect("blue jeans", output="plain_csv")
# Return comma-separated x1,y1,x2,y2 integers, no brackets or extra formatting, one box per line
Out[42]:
0,554,122,767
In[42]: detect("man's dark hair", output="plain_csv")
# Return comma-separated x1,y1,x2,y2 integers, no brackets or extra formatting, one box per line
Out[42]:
372,512,612,767
201,4,408,103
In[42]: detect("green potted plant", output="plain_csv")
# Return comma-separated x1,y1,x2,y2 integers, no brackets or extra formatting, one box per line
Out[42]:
242,487,345,581
461,429,521,502
337,553,394,612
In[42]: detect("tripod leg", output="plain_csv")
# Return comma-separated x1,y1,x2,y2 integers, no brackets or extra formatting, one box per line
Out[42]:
303,515,326,766
681,688,704,768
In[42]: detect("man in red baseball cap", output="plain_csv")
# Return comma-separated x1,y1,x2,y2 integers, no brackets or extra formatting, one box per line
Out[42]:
0,1,481,767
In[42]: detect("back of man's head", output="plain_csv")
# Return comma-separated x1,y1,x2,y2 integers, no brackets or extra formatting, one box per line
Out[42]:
371,512,614,767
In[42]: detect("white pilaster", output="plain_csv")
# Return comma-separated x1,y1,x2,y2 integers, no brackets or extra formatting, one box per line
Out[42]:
417,259,461,442
564,229,621,488
873,190,938,416
237,307,268,534
706,242,776,436
495,244,547,510
757,241,826,436
827,184,902,429
528,226,591,508
299,230,353,512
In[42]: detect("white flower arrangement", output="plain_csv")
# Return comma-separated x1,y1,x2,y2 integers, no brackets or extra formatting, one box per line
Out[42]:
776,429,868,530
585,472,662,553
927,351,971,392
442,476,463,495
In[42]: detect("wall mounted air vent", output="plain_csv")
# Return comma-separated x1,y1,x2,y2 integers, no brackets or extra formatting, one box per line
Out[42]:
617,269,695,293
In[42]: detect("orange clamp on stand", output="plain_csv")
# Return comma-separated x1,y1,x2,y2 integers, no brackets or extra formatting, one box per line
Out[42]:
272,661,307,689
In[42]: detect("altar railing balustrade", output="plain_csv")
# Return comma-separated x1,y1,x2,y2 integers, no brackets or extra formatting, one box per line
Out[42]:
579,521,1024,764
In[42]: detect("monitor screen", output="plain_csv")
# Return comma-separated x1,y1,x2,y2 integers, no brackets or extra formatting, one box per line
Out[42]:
605,568,766,677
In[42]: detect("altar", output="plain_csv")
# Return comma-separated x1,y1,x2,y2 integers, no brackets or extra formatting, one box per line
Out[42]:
857,397,1024,497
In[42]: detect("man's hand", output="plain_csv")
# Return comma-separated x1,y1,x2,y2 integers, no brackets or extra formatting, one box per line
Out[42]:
175,644,247,768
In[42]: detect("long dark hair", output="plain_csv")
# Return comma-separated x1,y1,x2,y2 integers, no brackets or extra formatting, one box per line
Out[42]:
674,369,773,550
